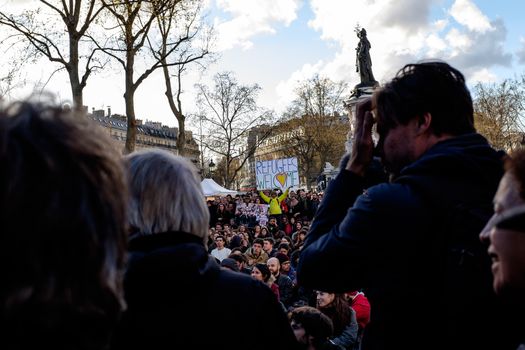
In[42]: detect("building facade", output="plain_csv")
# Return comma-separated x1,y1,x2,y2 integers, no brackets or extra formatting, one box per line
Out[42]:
89,107,200,165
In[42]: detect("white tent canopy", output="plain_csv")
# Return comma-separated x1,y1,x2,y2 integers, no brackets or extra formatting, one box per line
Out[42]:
201,178,237,197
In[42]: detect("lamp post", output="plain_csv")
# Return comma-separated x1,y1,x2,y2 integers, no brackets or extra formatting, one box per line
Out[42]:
208,159,215,178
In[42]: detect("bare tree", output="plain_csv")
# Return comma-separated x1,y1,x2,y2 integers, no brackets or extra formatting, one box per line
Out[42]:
0,0,106,110
196,72,274,188
0,41,31,100
473,76,525,151
153,0,212,157
99,0,208,153
279,75,348,186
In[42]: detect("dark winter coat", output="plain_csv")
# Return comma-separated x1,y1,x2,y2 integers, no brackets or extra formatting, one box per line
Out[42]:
297,134,520,350
112,232,297,350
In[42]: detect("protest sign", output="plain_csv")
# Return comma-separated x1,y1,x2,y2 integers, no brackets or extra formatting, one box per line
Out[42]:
255,157,299,190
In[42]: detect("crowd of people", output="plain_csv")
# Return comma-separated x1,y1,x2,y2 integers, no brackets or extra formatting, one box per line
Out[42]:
205,187,369,348
2,60,525,350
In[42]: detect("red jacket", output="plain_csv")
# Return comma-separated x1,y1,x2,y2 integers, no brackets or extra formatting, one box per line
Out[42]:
351,293,370,330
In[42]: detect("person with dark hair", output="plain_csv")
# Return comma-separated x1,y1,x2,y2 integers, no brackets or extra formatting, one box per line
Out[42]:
344,291,370,339
281,215,294,236
316,292,358,350
211,234,231,262
244,238,269,267
228,253,251,274
112,150,297,350
0,101,128,349
251,263,280,301
289,306,334,350
263,237,277,257
268,216,280,237
298,61,519,349
220,258,239,272
278,242,292,255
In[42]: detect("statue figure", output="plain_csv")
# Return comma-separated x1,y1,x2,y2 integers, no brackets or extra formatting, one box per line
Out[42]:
355,28,377,86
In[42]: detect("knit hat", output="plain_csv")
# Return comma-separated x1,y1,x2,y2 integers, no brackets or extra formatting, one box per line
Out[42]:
221,258,239,272
275,252,290,265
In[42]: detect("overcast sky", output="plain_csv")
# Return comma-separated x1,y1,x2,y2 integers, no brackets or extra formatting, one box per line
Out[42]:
2,0,525,129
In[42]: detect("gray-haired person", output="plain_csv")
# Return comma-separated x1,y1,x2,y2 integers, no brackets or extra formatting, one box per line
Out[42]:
112,149,298,350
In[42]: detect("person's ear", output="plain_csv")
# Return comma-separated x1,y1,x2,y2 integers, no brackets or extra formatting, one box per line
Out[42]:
415,112,432,135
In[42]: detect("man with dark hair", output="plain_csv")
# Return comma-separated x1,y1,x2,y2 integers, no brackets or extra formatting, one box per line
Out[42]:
244,238,269,267
267,216,280,236
289,306,334,350
298,61,518,349
278,243,291,256
0,101,128,349
228,253,251,274
263,237,277,257
211,234,231,262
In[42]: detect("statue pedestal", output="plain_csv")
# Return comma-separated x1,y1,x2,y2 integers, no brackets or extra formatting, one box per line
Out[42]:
343,85,376,153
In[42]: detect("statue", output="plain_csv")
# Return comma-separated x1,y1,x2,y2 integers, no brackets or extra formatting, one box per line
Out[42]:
355,28,377,87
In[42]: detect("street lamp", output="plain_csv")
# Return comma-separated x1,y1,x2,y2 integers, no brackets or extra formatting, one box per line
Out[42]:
208,159,215,178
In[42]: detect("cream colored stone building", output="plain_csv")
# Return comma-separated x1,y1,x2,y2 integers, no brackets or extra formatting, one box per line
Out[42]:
90,109,200,165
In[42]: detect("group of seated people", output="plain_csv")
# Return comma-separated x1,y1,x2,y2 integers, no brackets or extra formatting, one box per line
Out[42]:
3,98,525,350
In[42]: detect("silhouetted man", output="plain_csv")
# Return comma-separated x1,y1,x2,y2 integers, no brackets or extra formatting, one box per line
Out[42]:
298,61,519,350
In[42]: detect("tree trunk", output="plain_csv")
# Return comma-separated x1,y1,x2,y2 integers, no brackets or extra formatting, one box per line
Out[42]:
162,63,186,156
225,156,232,189
68,32,83,111
124,58,136,154
176,120,186,157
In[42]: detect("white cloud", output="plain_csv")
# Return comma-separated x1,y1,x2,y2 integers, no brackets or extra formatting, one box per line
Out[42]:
517,37,525,65
449,0,492,33
468,68,498,84
447,18,511,73
275,60,325,112
274,0,512,108
433,19,449,32
445,28,473,53
426,34,447,57
290,0,436,87
214,0,302,51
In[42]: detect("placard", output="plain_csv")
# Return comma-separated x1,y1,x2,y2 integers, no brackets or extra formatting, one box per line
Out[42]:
255,157,299,190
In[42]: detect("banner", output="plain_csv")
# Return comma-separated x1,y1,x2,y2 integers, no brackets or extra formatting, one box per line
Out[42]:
255,157,299,190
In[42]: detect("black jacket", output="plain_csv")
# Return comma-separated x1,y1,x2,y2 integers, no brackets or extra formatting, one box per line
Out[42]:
112,232,297,349
297,134,520,350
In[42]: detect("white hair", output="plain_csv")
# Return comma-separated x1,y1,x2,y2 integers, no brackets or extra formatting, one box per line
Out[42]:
126,149,209,244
